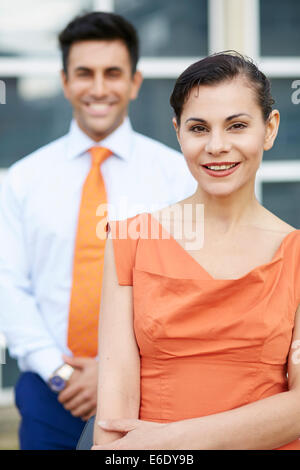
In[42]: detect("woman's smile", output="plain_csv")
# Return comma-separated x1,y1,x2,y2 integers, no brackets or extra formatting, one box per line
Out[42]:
201,161,241,177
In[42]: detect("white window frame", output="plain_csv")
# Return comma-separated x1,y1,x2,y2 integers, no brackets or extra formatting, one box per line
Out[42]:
252,0,300,201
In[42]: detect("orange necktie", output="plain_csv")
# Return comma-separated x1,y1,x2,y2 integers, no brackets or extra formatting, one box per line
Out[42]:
67,146,112,357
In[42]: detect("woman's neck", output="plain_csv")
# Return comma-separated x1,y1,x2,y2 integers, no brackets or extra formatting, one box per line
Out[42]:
190,183,261,235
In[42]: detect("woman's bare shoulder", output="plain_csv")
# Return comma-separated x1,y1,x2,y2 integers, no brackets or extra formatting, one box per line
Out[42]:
259,206,297,234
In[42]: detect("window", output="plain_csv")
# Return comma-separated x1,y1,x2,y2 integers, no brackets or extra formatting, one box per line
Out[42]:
115,0,208,57
263,182,300,227
255,0,300,223
0,77,71,168
130,78,179,150
260,0,300,57
0,0,94,58
263,79,300,161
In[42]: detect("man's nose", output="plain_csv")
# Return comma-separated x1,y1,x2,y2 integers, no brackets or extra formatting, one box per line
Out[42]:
205,130,231,155
89,74,107,97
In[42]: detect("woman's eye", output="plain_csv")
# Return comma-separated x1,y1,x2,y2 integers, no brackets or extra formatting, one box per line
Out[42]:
229,123,247,130
190,125,207,133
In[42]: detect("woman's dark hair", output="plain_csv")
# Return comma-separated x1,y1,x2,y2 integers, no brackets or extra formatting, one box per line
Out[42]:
170,51,275,125
58,11,139,75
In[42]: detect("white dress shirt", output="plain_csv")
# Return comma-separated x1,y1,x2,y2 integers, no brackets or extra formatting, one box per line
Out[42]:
0,118,197,382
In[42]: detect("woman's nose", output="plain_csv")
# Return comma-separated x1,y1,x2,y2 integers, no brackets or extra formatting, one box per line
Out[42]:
205,131,231,155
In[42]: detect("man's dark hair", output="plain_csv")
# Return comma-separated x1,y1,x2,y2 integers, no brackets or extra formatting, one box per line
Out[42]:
58,11,139,75
170,51,275,125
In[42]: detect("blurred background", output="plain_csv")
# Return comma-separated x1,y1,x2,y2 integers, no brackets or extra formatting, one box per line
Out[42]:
0,0,299,449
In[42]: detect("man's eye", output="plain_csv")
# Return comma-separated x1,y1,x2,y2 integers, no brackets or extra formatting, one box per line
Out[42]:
107,70,122,78
76,72,90,77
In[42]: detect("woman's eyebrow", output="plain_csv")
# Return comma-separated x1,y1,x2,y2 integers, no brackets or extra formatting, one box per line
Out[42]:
185,113,252,124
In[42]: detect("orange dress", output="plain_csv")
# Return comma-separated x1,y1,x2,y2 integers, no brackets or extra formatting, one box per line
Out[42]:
108,212,300,450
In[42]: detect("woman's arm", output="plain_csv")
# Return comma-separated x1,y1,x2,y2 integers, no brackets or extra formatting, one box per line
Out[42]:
93,304,300,450
93,234,140,446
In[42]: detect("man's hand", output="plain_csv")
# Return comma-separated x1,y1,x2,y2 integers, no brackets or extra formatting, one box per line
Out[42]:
58,355,98,421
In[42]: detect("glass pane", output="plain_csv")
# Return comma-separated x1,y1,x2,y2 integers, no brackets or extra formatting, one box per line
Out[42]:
1,351,20,388
115,0,208,57
262,182,300,228
263,78,300,161
260,0,300,56
0,77,72,168
130,78,179,151
0,0,94,58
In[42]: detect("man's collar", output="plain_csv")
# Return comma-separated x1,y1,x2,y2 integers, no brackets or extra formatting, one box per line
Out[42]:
66,117,134,162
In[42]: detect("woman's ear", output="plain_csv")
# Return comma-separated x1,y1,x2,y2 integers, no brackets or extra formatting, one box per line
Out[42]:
172,117,181,143
172,117,182,147
172,117,179,133
264,109,280,151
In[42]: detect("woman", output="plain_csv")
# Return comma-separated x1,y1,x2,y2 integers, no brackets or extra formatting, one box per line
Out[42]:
92,52,300,450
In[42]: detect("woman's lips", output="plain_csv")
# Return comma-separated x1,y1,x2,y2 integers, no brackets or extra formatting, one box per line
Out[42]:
201,162,241,178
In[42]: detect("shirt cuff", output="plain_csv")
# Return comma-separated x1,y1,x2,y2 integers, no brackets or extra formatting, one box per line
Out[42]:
24,347,65,382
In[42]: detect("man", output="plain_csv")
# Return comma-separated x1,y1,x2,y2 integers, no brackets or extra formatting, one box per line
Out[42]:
0,12,196,450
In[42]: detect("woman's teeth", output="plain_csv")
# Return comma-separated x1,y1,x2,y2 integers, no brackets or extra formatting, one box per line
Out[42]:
205,163,238,171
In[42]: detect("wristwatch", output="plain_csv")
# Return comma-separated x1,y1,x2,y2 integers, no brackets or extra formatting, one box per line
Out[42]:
48,363,74,392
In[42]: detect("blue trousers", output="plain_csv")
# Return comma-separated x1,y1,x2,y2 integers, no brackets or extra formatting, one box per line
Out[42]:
15,372,86,450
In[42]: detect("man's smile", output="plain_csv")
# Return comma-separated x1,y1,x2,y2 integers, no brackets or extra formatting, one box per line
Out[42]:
82,101,117,117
